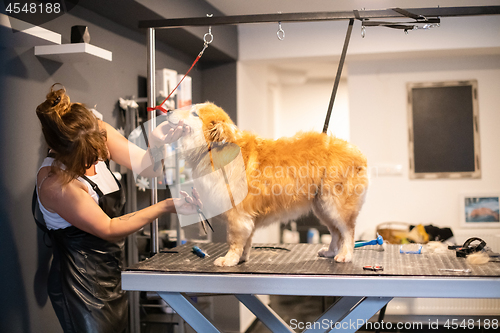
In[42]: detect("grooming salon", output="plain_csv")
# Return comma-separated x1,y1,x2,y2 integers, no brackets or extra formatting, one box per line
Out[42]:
1,1,500,332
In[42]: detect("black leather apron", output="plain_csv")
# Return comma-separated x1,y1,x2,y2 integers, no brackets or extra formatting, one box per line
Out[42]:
36,164,127,333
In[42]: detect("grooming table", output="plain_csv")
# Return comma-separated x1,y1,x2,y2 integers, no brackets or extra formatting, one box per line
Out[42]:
122,243,500,332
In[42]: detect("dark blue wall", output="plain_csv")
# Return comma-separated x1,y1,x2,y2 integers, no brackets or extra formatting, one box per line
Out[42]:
0,2,237,332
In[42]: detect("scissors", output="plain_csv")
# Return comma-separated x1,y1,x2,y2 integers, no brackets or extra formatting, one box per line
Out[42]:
184,188,214,235
198,207,214,234
363,265,384,271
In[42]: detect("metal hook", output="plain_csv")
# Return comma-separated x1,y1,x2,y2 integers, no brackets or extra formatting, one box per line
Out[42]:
204,28,214,44
204,14,214,45
277,21,285,40
361,25,366,38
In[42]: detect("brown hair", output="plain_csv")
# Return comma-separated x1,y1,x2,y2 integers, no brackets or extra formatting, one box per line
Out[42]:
36,84,108,184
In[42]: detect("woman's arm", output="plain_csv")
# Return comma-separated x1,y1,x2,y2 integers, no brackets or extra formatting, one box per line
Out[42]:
41,177,201,242
100,120,189,177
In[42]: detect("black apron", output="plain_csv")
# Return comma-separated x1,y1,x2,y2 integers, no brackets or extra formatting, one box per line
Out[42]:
34,164,127,333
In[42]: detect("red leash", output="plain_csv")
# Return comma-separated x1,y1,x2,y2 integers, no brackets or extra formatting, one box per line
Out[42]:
147,43,209,114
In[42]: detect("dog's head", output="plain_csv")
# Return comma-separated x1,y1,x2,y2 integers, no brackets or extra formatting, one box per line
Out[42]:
167,103,238,150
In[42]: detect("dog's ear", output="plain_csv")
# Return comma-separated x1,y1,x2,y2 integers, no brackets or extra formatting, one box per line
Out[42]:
197,103,237,142
206,120,236,143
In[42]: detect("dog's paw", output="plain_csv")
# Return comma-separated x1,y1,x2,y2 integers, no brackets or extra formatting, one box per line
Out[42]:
334,253,353,263
239,255,249,264
214,256,239,267
318,247,337,258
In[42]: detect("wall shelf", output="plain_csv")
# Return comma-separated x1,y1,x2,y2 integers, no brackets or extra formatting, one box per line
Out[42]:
0,13,61,46
34,43,112,62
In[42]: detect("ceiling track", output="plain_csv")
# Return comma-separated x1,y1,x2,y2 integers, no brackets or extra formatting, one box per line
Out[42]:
139,6,500,29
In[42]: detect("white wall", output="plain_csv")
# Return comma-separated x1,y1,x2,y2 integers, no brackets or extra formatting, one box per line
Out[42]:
276,78,349,140
237,14,500,240
236,63,349,140
236,62,274,136
349,53,500,237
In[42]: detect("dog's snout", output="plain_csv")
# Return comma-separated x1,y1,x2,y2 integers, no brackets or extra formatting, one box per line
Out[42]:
166,111,180,125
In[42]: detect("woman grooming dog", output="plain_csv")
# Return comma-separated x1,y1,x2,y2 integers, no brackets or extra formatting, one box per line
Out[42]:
35,84,202,333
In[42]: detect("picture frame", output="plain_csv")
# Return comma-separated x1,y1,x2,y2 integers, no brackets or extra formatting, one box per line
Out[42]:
407,80,481,179
460,193,500,228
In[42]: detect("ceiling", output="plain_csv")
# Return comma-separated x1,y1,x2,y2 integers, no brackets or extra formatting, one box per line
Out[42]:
204,0,500,15
202,0,500,82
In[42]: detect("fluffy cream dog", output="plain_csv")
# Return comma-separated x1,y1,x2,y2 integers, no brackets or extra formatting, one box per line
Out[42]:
168,103,368,267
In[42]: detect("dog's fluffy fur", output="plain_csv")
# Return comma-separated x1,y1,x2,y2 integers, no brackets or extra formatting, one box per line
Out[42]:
169,103,369,267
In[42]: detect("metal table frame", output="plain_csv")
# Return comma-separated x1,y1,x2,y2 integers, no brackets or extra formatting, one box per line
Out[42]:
122,271,500,332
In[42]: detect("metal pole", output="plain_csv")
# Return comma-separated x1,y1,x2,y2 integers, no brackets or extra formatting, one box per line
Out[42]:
147,27,159,255
175,149,182,245
126,104,140,333
323,18,354,133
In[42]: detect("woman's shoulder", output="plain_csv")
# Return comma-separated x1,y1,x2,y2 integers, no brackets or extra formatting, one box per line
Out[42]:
38,168,88,209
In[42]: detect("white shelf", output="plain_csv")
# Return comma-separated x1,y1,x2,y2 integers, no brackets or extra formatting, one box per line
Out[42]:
34,43,112,62
0,13,61,46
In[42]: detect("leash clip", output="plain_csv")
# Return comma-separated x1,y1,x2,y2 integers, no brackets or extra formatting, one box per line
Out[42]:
199,42,209,57
200,14,214,57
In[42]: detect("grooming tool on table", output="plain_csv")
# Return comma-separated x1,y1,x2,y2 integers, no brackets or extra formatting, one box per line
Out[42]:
188,186,214,235
400,244,422,254
252,246,291,251
438,268,471,273
363,265,384,271
192,246,209,258
198,208,214,234
449,237,486,258
355,234,384,248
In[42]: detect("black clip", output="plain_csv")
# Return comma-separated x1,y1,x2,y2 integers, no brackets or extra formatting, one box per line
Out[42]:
452,237,486,258
52,96,61,107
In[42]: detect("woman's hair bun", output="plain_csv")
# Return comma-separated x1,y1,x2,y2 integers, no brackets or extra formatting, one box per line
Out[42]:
41,83,71,117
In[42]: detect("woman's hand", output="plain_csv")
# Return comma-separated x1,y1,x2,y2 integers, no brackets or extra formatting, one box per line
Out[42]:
173,188,203,215
151,120,190,147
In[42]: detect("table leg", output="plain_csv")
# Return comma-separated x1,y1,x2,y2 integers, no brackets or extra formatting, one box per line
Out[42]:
303,296,365,333
329,297,392,332
235,294,295,333
157,292,222,333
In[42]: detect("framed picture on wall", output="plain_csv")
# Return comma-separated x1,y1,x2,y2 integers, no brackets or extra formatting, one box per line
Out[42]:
407,80,481,179
460,193,500,228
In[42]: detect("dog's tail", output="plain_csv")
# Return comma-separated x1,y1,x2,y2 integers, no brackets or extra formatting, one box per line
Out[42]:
345,157,369,197
329,138,369,197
